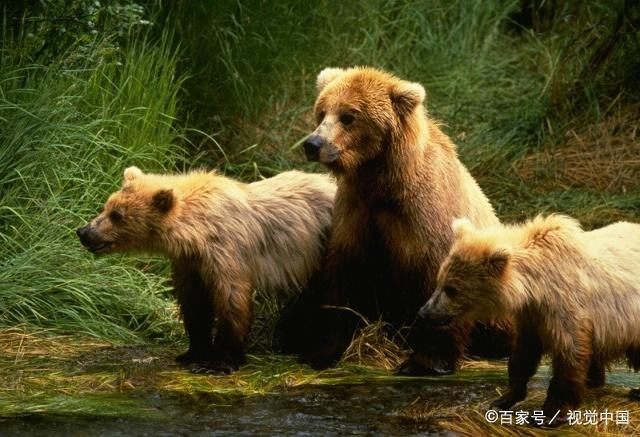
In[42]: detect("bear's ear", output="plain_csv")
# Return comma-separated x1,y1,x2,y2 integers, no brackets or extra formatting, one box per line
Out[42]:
452,218,475,239
124,166,143,182
316,67,346,93
390,80,425,115
152,189,174,213
484,248,511,277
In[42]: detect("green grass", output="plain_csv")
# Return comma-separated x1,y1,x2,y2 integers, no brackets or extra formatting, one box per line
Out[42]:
162,0,544,171
0,31,185,342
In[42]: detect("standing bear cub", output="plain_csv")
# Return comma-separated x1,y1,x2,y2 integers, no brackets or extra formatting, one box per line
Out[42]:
283,66,508,373
77,166,335,374
420,215,640,424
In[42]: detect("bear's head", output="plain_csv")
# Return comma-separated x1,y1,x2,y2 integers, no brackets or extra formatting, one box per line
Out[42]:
302,67,426,174
418,218,512,327
76,166,175,254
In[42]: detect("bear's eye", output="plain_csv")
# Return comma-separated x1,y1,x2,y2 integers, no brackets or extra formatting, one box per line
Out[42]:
339,113,355,125
109,210,124,223
444,285,458,296
317,110,326,123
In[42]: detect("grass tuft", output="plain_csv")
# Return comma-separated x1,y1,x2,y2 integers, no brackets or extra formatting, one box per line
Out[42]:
340,316,409,371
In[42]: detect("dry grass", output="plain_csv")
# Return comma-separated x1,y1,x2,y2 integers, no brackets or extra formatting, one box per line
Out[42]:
0,325,109,359
0,327,158,417
438,394,640,437
339,316,409,371
0,326,403,414
394,371,640,437
512,102,640,193
397,398,640,436
0,326,167,400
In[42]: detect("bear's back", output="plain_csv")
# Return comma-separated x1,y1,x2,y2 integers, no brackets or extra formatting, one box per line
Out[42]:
581,222,640,356
584,221,640,274
241,171,336,293
249,171,336,203
454,162,500,229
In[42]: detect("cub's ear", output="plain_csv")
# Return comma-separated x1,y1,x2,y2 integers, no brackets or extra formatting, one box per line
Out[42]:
316,67,346,93
484,248,511,277
452,218,475,239
152,189,174,213
390,80,425,115
124,166,143,182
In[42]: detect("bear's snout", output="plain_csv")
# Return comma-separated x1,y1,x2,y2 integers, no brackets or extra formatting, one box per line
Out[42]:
76,224,112,253
303,135,326,161
76,225,89,240
418,302,435,320
418,300,454,327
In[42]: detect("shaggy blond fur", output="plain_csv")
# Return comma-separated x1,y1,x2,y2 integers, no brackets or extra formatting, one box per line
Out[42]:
77,167,335,373
290,66,505,372
420,214,640,423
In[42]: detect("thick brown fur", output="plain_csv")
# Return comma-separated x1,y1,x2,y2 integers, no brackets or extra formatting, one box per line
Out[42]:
290,66,507,372
420,215,640,424
77,167,335,374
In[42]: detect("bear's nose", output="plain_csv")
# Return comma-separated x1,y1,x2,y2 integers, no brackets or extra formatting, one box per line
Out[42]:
76,225,89,241
418,303,454,327
303,135,325,161
417,303,430,320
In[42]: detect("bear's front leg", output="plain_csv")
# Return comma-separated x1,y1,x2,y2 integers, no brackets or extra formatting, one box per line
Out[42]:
540,336,592,426
274,270,325,356
172,260,216,365
299,250,367,370
492,327,543,410
586,356,605,389
192,276,252,375
304,305,359,370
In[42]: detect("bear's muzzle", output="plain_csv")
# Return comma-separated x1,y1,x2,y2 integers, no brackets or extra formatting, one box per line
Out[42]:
76,225,113,254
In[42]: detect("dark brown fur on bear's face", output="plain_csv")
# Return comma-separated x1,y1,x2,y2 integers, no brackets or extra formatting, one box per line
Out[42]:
303,67,425,174
419,250,510,327
77,169,174,254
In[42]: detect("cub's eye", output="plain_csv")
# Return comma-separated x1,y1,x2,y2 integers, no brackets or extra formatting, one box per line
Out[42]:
317,110,326,123
109,210,124,223
444,285,458,296
339,113,355,125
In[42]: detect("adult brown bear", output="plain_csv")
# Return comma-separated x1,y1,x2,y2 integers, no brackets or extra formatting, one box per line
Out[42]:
281,66,510,373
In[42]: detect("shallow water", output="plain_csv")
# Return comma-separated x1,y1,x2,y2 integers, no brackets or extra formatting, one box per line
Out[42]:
1,364,637,436
0,372,498,436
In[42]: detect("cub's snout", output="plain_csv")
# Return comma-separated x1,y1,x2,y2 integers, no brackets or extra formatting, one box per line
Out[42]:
76,224,113,254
